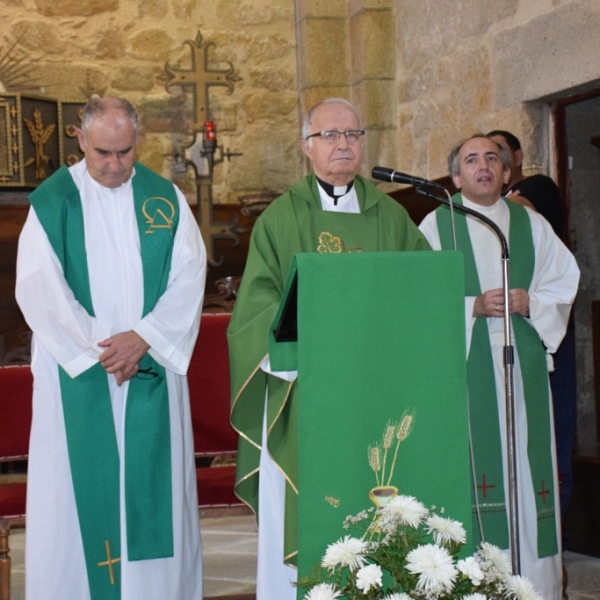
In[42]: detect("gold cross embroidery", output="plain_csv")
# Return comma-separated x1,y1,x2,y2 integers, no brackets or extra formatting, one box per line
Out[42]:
97,540,121,585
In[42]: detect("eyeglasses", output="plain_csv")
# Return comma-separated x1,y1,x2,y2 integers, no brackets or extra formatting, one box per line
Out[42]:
305,130,365,144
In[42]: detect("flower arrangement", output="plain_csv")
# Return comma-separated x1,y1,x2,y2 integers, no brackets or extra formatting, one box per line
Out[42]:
297,494,543,600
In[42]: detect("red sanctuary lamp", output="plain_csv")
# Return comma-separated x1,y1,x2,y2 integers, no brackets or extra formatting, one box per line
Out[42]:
202,120,216,174
204,120,216,145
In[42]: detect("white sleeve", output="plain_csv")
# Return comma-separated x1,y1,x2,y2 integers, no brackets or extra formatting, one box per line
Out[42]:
133,187,207,374
259,356,298,383
526,209,580,353
15,207,114,378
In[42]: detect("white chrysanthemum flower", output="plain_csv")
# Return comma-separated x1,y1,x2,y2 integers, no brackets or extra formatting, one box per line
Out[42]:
304,582,343,600
383,594,414,600
321,535,367,572
461,594,488,600
355,563,383,592
505,574,544,600
406,543,458,593
477,542,512,581
457,556,485,585
379,494,428,528
426,514,467,545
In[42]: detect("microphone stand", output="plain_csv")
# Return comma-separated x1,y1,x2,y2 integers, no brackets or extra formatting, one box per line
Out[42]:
416,186,521,575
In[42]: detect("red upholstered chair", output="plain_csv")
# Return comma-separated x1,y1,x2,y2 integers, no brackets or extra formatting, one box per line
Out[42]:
188,313,241,508
0,365,33,600
0,318,241,598
0,313,241,537
0,365,32,523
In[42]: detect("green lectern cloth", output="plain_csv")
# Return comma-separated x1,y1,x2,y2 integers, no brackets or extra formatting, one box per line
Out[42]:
270,251,473,594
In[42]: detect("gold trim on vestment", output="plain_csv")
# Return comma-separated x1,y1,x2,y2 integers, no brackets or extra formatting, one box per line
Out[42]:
232,427,262,451
284,549,298,568
234,465,259,487
230,352,298,514
266,379,298,495
232,467,259,521
229,354,268,451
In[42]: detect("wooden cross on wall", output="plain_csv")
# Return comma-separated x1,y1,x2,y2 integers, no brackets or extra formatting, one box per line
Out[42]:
161,30,241,130
160,30,243,267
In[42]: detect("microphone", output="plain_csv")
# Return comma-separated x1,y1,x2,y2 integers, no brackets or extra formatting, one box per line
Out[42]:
372,164,510,258
371,166,446,191
414,183,509,259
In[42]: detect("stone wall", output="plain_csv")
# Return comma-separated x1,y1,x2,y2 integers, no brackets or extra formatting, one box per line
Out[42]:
390,0,600,182
5,0,599,197
295,0,399,179
0,0,303,204
295,0,600,189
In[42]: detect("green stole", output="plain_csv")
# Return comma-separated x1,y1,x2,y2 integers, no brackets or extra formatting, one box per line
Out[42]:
436,194,558,558
29,163,180,599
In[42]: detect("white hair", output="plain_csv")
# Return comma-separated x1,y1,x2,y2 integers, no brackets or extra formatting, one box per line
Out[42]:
302,98,363,142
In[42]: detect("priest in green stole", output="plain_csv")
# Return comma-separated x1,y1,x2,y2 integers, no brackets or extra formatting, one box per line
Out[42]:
228,98,430,600
16,97,206,600
419,134,579,600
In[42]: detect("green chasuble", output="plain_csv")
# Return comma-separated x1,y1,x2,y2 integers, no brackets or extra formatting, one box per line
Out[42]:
228,173,431,564
435,194,558,558
29,163,180,600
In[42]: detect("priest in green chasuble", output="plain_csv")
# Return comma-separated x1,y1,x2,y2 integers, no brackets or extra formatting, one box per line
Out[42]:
419,134,580,600
228,98,430,599
16,96,206,600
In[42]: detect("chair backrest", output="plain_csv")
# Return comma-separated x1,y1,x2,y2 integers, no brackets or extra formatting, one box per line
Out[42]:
0,365,33,461
0,320,238,460
187,313,238,456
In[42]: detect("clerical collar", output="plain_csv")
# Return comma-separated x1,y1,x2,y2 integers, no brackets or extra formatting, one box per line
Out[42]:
316,177,354,206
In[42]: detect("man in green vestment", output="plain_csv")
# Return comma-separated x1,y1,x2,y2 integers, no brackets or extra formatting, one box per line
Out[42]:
16,96,206,600
227,98,430,599
419,134,579,600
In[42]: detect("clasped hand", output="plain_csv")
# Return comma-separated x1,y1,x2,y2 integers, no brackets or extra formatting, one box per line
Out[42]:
98,331,151,386
473,288,530,318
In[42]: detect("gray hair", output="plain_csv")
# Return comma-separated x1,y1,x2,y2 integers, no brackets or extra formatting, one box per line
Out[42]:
80,96,140,141
448,133,511,177
302,98,363,142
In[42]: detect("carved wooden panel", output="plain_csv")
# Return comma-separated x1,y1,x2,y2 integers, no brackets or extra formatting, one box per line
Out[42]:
0,204,29,357
0,94,84,188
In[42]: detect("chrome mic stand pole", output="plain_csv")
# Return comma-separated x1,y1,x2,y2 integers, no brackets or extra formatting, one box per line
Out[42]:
501,255,520,575
414,186,521,574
